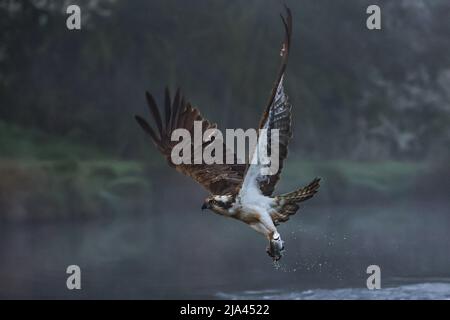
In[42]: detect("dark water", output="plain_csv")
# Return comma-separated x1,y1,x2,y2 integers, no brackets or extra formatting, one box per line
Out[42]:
1,202,449,299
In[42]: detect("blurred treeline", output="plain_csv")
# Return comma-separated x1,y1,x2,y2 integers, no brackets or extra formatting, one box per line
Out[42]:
0,0,449,220
1,0,449,159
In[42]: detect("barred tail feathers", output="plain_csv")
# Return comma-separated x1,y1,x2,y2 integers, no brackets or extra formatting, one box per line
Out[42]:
278,177,321,203
271,178,321,224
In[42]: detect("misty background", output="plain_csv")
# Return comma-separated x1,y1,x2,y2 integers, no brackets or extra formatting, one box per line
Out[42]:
0,0,449,299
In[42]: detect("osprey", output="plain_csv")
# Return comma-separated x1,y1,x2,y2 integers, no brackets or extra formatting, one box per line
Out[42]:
135,7,320,261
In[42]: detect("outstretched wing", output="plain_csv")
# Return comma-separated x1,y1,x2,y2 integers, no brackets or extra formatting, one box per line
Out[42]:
241,7,293,198
135,88,245,195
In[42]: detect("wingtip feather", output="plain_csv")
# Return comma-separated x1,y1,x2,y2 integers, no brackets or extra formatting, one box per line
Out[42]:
145,91,163,128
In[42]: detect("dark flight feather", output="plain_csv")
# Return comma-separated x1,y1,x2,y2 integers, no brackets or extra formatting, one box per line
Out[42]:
145,91,163,137
164,87,171,130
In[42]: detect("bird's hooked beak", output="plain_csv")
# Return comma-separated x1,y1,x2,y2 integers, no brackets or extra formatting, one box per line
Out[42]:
201,202,210,210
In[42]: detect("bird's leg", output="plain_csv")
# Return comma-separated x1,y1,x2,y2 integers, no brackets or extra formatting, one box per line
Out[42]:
260,215,284,261
249,213,285,261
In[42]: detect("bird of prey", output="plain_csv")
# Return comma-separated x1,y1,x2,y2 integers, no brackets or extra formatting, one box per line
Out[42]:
135,7,320,261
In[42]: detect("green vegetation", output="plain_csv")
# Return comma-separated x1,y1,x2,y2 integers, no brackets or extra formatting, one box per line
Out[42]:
0,121,152,221
0,121,105,160
284,159,430,204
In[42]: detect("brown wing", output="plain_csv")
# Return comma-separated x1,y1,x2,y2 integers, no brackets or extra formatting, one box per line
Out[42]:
135,88,245,195
257,6,293,196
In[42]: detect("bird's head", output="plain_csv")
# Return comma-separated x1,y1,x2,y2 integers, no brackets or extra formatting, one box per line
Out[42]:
201,195,234,215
